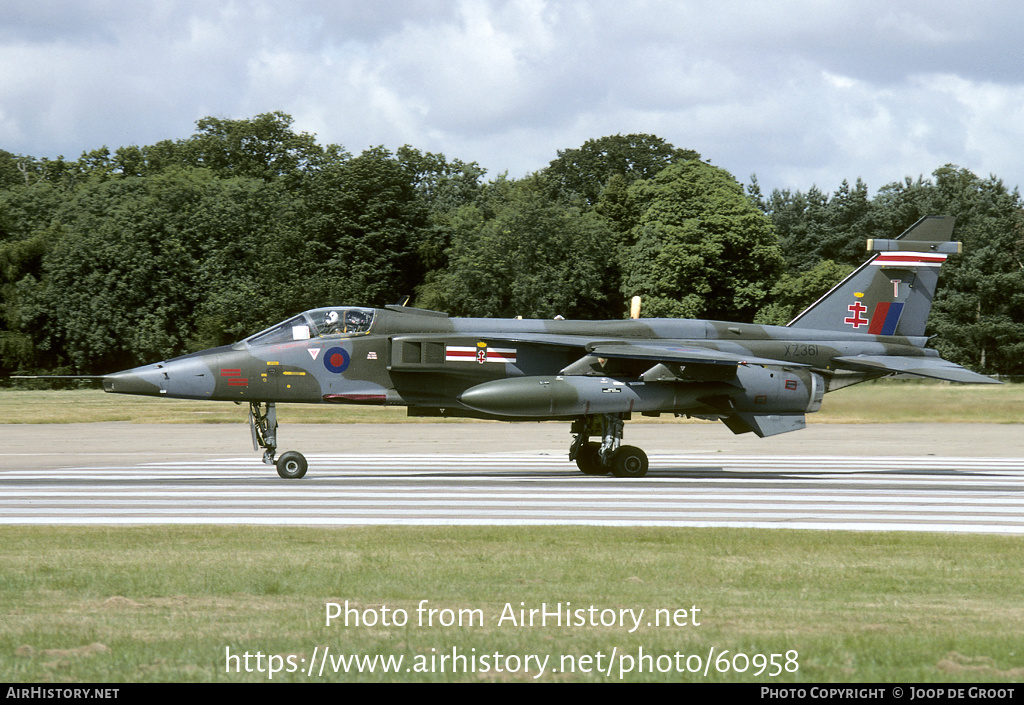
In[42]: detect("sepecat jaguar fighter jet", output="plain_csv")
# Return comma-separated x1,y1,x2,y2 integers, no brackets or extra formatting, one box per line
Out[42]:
52,215,998,479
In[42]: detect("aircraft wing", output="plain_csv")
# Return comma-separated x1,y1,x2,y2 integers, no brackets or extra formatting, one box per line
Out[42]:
586,342,809,368
832,355,999,384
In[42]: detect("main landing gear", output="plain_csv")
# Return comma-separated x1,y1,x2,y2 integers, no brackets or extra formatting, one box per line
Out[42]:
249,402,308,479
569,414,649,478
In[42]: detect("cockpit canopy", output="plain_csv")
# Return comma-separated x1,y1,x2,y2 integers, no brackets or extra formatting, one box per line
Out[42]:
246,307,376,346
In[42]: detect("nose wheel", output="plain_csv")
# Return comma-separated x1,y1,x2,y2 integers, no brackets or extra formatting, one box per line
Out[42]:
249,402,309,479
275,450,308,479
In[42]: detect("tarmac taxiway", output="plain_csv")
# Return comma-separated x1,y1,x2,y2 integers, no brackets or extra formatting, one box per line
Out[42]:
3,422,1024,532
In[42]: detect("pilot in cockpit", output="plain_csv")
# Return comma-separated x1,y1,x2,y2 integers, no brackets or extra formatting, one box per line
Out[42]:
323,310,341,334
321,309,372,335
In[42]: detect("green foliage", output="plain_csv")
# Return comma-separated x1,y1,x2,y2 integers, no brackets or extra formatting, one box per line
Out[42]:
764,179,883,271
418,176,613,318
544,133,699,206
297,146,430,309
918,169,1024,374
622,161,784,321
182,112,337,182
1,182,65,373
753,260,855,326
36,170,298,369
0,150,29,190
0,118,465,374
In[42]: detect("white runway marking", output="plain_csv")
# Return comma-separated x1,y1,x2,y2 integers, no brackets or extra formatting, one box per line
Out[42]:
3,453,1024,532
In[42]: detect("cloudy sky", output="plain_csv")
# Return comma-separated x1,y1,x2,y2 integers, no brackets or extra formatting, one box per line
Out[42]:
2,0,1023,195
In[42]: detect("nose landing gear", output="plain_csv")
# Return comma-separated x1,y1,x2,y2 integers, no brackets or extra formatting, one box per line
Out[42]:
249,402,308,479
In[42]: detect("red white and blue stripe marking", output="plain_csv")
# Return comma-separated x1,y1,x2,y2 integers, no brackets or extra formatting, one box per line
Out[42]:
868,302,905,335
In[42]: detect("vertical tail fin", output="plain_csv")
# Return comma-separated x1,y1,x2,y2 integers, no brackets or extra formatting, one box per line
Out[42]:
787,215,959,337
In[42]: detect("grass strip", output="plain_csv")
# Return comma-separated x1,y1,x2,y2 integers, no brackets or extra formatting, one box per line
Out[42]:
1,525,1022,683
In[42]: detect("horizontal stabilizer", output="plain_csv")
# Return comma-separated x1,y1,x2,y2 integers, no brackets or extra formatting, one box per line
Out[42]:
832,355,998,384
867,238,962,254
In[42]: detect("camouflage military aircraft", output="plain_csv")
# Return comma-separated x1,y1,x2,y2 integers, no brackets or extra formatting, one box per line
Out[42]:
35,215,997,479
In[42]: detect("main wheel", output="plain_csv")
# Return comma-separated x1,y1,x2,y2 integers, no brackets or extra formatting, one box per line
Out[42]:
575,442,610,475
276,451,308,479
610,445,648,478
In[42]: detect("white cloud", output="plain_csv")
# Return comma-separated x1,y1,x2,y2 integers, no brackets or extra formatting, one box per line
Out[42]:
1,0,1023,194
916,74,1024,182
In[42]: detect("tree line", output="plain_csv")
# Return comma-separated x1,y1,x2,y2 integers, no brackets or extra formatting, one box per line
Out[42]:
2,112,1022,378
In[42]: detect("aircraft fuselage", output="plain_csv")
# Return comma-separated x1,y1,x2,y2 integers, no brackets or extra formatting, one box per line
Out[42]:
101,306,932,417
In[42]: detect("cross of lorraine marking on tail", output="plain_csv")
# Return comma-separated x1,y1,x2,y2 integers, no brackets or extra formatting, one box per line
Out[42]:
844,301,869,328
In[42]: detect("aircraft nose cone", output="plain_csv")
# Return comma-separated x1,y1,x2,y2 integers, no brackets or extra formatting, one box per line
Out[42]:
103,356,217,399
103,367,166,396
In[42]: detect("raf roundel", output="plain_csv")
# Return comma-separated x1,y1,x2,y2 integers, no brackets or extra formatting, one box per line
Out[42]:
323,347,350,374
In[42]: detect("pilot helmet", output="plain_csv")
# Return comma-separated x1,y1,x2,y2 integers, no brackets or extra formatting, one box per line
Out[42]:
325,311,339,326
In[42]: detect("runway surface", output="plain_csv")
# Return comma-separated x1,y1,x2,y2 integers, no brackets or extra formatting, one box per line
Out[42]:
3,422,1024,533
